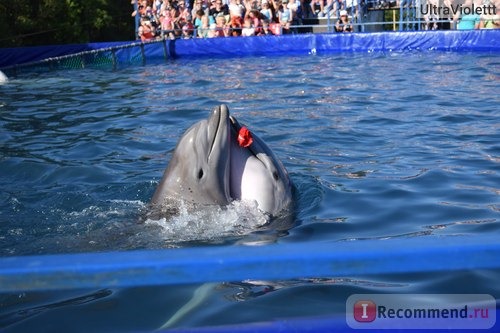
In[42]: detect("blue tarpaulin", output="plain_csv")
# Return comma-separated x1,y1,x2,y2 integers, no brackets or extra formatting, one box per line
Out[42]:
0,30,498,69
1,235,499,292
1,235,499,332
172,30,500,58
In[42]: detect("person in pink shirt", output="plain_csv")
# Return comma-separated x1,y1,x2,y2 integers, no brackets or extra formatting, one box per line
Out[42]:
160,9,175,39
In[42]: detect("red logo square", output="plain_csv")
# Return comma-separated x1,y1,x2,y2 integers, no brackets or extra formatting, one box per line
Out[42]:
354,300,376,322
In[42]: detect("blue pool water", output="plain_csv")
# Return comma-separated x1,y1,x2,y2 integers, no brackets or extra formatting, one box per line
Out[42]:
0,51,499,331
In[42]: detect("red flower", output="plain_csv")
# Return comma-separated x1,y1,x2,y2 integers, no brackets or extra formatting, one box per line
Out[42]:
238,126,253,148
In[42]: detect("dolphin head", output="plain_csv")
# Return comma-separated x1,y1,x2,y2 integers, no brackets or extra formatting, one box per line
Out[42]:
151,104,293,217
151,105,231,207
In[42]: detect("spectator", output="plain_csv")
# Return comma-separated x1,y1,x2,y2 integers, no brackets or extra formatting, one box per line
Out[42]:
260,19,274,34
207,23,218,37
153,0,164,16
243,0,256,12
260,0,274,20
344,0,358,16
423,0,439,30
454,0,480,30
145,5,156,21
278,0,293,33
242,16,256,35
335,10,352,32
160,9,176,39
247,10,263,34
138,17,157,41
210,0,230,20
132,0,149,17
310,0,324,17
177,2,192,24
230,14,244,35
301,0,313,18
269,0,280,20
167,5,178,36
441,0,454,25
224,19,234,35
192,0,209,18
479,14,500,29
214,13,230,36
322,0,337,18
182,22,195,38
479,0,500,29
288,0,302,24
230,0,246,21
194,9,212,37
194,8,204,29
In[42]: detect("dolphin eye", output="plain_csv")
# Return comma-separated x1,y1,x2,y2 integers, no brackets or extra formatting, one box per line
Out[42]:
273,171,279,181
198,169,204,179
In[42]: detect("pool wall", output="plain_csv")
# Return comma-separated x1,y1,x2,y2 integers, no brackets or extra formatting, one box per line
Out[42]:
0,30,498,71
1,236,499,332
1,235,499,293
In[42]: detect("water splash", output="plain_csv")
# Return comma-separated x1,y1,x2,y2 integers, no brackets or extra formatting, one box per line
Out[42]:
145,200,270,244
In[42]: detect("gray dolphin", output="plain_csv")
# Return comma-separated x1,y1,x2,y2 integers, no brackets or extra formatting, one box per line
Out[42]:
151,104,293,217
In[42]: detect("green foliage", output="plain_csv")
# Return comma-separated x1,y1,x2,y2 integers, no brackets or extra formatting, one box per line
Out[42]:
0,0,134,47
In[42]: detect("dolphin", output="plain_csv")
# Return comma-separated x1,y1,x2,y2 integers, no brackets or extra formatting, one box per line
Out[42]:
151,104,293,217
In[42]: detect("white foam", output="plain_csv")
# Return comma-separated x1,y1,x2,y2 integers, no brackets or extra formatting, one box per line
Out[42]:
145,200,269,243
0,70,8,85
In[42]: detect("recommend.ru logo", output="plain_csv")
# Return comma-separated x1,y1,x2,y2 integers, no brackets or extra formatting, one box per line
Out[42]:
346,294,496,329
354,300,377,322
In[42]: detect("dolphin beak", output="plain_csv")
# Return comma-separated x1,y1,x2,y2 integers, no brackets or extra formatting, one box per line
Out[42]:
207,105,230,161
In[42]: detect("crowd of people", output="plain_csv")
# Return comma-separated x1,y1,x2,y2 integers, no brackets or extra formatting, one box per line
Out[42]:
131,0,499,40
131,0,360,40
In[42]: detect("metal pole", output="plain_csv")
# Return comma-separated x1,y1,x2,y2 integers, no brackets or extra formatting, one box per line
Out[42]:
399,3,403,31
134,1,140,40
393,8,396,31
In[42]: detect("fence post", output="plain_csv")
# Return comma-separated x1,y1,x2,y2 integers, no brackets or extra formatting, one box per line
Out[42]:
134,1,140,40
327,12,330,33
140,43,146,66
111,49,117,70
393,9,396,31
416,0,421,30
358,1,363,32
162,38,169,61
399,4,403,31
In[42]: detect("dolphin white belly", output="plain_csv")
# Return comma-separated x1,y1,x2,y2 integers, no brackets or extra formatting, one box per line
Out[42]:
230,140,278,214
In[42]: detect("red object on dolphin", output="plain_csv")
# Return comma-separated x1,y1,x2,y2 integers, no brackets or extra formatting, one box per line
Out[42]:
238,126,253,148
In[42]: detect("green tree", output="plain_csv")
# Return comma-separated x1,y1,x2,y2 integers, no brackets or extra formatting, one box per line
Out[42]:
0,0,134,47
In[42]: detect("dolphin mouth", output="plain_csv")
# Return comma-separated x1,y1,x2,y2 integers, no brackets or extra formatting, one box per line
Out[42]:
207,105,229,161
229,115,239,131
